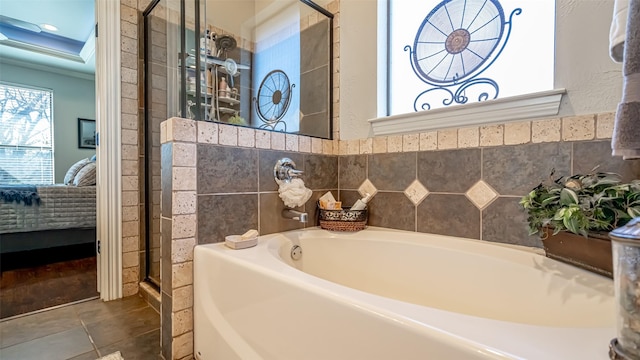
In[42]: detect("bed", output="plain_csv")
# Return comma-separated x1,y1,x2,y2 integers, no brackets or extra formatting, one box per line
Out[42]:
0,184,97,254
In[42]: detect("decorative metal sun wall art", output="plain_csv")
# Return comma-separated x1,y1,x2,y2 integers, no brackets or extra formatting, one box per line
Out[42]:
406,0,521,111
254,70,295,132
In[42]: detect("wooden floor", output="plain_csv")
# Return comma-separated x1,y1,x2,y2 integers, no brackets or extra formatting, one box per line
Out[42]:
0,245,98,319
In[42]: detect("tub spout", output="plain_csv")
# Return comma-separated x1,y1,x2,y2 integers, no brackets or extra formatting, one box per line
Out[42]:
282,209,308,223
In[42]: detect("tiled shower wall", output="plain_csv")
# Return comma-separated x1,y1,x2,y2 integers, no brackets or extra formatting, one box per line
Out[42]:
120,0,150,298
119,0,166,309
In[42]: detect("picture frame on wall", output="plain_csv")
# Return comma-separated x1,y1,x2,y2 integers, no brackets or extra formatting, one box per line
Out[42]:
78,118,96,149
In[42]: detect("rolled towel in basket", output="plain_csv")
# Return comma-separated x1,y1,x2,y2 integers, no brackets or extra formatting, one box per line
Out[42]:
278,178,312,208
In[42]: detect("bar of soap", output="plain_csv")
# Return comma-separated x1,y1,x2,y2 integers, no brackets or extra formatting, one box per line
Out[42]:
241,229,259,240
225,235,257,249
319,199,328,209
329,201,342,210
319,191,336,204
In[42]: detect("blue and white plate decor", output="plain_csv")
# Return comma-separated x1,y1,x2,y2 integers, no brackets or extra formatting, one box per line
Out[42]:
406,0,521,111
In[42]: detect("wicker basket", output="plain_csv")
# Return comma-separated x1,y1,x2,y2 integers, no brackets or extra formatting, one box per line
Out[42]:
318,205,368,232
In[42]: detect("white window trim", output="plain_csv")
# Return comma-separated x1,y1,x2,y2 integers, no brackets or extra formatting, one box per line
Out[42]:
0,82,55,184
373,0,561,137
369,88,565,136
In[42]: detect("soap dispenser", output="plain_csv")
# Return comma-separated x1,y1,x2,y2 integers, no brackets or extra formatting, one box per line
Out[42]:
350,193,371,211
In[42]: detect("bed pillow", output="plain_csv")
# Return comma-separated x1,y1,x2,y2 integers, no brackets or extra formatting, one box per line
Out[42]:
64,158,91,185
73,162,97,186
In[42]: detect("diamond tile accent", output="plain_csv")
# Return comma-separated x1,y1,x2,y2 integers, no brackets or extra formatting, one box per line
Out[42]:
465,180,498,209
404,179,429,205
358,179,378,198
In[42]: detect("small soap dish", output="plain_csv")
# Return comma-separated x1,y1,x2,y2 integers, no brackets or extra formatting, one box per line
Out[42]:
225,235,257,249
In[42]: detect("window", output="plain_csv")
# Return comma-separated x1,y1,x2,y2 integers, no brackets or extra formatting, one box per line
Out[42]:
388,0,555,115
0,83,54,184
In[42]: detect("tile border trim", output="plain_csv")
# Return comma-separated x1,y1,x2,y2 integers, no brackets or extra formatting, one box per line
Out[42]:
160,111,614,157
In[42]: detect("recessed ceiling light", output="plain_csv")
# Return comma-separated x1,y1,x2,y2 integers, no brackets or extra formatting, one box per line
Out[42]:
41,24,58,32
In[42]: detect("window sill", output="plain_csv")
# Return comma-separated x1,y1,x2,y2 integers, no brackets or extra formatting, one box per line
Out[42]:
369,89,566,136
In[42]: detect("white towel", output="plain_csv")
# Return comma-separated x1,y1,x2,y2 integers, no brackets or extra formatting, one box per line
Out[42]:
612,0,640,159
277,178,312,208
611,0,630,62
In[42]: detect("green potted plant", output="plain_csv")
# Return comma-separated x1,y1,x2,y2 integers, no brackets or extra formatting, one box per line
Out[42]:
520,170,640,277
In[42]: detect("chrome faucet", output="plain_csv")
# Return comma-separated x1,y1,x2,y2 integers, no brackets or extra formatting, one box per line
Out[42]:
282,209,308,223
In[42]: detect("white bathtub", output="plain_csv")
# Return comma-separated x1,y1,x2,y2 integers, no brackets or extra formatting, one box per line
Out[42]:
194,227,615,360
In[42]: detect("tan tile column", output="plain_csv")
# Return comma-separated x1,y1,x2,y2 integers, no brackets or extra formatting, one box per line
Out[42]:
120,0,142,297
160,118,197,360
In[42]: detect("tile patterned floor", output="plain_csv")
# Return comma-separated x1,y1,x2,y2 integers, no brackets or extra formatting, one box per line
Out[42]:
0,295,161,360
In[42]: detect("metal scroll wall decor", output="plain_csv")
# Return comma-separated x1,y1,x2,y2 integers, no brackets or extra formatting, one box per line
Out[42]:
405,0,521,111
254,69,295,131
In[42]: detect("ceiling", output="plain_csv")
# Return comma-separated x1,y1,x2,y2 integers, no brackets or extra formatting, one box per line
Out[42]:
0,0,96,76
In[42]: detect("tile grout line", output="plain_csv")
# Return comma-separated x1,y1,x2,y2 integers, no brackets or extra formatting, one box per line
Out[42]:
0,296,99,324
79,303,157,356
479,148,484,240
415,151,418,232
80,318,101,357
0,297,100,351
88,325,161,358
257,150,261,234
337,155,341,201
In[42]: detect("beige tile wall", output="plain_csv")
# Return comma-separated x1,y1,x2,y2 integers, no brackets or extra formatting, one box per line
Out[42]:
335,113,615,156
120,0,167,299
121,0,144,298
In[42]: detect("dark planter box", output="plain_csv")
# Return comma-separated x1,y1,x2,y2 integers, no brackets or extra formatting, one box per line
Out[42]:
542,228,613,278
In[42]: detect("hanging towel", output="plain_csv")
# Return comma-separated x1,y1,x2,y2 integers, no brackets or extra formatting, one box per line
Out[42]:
612,0,640,159
611,0,630,62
